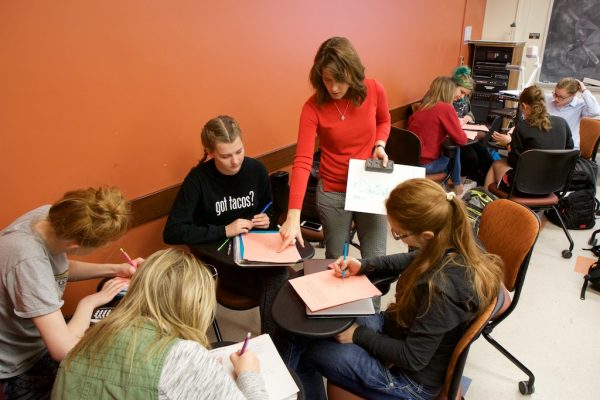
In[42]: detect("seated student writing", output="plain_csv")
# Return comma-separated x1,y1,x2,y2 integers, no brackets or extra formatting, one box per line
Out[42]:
292,178,503,400
0,187,136,400
163,115,287,350
52,248,268,400
485,85,574,190
492,78,598,149
408,77,468,195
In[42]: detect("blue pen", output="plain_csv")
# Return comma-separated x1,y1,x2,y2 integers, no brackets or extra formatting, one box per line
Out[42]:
259,201,273,214
342,241,348,280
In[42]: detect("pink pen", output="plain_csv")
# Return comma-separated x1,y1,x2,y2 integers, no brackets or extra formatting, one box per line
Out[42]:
119,247,136,268
239,332,251,355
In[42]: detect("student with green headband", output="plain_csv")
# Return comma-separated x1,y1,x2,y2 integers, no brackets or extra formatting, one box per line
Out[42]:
452,66,494,186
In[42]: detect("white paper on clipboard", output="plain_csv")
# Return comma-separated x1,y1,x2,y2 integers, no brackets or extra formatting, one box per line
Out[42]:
345,159,425,215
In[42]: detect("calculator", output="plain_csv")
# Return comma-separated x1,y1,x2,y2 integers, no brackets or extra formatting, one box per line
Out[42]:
91,307,113,323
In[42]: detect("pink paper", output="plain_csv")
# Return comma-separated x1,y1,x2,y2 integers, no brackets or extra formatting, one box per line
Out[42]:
464,124,489,132
242,232,301,263
463,129,479,140
289,269,382,312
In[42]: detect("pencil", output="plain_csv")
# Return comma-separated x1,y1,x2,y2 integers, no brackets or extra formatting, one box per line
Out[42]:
217,238,230,252
119,248,136,268
239,332,251,355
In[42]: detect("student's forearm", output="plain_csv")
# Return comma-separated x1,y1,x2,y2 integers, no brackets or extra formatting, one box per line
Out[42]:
68,260,120,281
66,298,96,341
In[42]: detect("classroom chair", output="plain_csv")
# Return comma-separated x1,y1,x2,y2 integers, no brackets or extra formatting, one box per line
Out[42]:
326,295,503,400
211,286,259,343
478,199,541,395
579,118,600,161
385,126,455,183
487,148,579,258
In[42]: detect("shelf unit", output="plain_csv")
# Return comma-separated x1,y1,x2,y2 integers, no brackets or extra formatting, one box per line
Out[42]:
468,40,525,123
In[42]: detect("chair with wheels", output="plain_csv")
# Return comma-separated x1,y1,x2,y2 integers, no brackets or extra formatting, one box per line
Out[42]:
326,295,502,400
477,199,541,395
487,149,579,258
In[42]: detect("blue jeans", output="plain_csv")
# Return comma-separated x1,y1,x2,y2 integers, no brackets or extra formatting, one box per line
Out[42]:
422,147,462,186
293,314,440,400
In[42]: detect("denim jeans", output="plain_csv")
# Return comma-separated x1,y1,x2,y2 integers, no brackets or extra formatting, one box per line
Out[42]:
422,147,462,186
0,351,58,400
293,314,440,400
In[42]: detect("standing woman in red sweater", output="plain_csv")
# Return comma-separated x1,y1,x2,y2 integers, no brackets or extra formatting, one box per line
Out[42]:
408,76,468,195
279,37,391,259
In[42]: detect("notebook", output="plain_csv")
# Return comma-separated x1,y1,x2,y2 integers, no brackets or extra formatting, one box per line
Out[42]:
233,231,301,267
210,334,299,400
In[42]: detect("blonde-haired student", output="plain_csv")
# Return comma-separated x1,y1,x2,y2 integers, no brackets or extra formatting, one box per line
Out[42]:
52,248,267,400
292,178,503,400
0,187,136,400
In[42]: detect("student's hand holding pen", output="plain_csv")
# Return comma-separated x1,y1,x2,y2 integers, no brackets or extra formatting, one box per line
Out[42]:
330,256,362,278
230,350,261,376
116,248,144,277
226,219,253,237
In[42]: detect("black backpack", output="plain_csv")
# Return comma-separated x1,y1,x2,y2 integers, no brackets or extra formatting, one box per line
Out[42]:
462,187,497,234
547,190,596,230
581,260,600,300
567,157,598,196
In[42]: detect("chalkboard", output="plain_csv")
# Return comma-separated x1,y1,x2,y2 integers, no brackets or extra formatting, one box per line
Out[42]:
539,0,600,83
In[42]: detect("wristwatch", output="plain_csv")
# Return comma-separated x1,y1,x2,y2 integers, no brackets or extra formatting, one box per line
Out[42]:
372,144,385,153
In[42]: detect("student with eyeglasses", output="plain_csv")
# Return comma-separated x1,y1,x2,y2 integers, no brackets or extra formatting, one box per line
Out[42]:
493,78,599,149
52,248,268,400
289,178,503,400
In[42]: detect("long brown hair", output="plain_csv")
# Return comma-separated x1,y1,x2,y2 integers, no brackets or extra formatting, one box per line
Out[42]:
309,37,366,106
48,186,130,248
519,85,552,131
63,248,217,371
385,179,502,328
419,76,457,110
199,115,243,163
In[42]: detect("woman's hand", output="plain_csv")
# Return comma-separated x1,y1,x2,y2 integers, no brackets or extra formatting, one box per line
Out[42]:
459,116,473,126
251,213,270,229
578,79,587,92
372,142,389,166
226,219,253,237
491,131,512,147
82,277,129,309
330,256,362,278
335,323,359,344
278,209,304,252
115,257,144,278
230,349,261,376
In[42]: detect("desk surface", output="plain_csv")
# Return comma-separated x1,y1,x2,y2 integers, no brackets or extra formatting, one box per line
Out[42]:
190,237,315,268
271,259,355,338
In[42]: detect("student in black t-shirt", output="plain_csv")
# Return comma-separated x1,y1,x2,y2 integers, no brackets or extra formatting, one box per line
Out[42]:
163,115,286,348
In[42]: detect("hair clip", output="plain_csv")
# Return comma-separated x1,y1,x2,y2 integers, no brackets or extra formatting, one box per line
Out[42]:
446,192,456,201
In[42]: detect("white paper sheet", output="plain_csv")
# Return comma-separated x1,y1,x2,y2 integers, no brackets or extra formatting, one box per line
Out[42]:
345,159,425,215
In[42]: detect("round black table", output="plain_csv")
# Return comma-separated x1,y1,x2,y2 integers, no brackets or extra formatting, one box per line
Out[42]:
271,259,355,338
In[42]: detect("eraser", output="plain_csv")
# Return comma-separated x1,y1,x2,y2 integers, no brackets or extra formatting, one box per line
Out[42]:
365,158,394,173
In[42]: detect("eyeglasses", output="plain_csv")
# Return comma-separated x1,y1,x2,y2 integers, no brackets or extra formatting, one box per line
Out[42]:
552,91,573,101
204,264,219,280
391,229,413,241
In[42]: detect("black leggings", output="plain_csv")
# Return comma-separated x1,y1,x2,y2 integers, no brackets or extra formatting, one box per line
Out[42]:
460,142,493,185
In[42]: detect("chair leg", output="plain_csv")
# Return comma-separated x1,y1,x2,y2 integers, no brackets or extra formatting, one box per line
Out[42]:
212,319,223,342
589,228,600,246
482,331,535,395
550,206,574,259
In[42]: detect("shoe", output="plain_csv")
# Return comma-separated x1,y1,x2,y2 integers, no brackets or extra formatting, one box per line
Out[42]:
463,179,478,192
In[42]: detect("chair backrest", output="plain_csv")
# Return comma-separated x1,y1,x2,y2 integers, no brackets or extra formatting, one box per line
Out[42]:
477,199,540,320
386,126,421,166
511,149,579,196
580,118,600,161
439,296,502,400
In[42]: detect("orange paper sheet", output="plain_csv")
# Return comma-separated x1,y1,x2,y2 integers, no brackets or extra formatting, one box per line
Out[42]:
463,130,479,140
242,232,301,263
289,269,382,312
464,123,489,132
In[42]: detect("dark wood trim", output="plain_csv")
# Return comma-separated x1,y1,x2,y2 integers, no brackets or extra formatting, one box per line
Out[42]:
129,101,419,228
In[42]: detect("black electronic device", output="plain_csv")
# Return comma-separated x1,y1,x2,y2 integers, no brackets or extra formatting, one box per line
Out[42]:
300,220,322,231
364,158,394,173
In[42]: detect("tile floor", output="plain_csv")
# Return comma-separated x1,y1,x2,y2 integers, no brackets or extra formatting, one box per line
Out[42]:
209,213,600,399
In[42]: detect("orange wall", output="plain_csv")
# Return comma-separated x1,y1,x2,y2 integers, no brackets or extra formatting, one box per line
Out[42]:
0,1,486,311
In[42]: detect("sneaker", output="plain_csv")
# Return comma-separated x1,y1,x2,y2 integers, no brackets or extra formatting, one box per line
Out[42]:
463,179,478,192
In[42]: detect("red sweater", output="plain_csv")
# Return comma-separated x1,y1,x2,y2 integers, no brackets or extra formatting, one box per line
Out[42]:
289,79,391,209
407,102,467,164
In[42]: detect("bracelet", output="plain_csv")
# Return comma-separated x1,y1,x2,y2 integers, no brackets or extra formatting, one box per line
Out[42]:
372,144,385,153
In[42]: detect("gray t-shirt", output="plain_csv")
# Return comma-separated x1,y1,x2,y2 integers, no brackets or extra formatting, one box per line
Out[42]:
0,206,69,378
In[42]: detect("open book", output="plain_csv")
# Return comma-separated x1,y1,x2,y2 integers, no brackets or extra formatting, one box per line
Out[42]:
209,334,299,400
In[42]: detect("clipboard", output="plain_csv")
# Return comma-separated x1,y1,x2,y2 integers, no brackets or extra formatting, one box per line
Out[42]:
233,231,301,267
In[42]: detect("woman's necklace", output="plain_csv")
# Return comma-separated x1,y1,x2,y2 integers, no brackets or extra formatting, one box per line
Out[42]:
334,100,350,121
